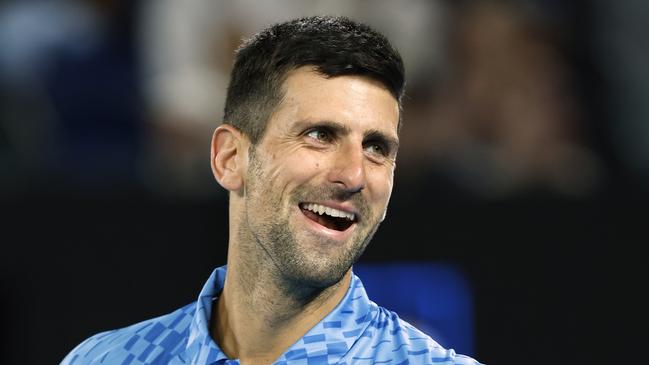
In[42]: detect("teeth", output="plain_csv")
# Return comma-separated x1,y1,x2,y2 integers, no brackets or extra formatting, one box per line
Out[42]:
303,203,355,221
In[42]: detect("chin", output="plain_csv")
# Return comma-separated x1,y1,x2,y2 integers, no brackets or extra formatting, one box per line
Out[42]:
286,258,352,290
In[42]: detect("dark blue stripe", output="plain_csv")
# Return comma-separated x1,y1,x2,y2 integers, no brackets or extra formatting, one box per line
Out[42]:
206,347,219,362
159,330,182,350
307,355,328,365
285,348,307,360
374,360,392,364
323,321,342,328
343,328,362,338
123,335,139,351
431,356,452,362
373,321,389,329
167,312,186,329
68,354,79,365
392,343,407,352
85,340,104,356
359,330,374,338
121,354,135,365
135,322,153,334
355,313,371,324
407,349,429,356
303,333,326,344
327,341,348,354
144,322,165,342
138,344,156,362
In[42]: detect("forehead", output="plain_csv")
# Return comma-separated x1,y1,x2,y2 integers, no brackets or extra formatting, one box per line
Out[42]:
267,67,400,136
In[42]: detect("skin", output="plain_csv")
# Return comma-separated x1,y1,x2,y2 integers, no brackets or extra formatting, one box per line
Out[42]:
209,66,400,365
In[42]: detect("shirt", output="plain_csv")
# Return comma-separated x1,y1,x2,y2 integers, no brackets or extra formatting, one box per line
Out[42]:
62,266,482,365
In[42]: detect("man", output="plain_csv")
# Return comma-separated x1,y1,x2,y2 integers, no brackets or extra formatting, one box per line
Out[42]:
62,16,482,365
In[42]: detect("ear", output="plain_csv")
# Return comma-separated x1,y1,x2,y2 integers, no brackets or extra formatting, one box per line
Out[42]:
211,124,247,192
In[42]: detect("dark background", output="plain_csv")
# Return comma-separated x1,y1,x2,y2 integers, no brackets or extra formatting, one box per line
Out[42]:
1,1,647,364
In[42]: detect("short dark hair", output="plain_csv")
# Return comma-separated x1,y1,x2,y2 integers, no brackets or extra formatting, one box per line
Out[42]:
223,15,406,144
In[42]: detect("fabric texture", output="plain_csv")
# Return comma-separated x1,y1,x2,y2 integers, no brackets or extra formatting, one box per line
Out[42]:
61,266,482,364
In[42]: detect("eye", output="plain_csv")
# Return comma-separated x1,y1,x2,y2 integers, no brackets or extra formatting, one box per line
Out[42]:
306,128,332,142
364,141,388,157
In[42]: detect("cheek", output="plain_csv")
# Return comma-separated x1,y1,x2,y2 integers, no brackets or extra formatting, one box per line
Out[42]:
367,166,394,203
290,153,323,181
264,150,323,188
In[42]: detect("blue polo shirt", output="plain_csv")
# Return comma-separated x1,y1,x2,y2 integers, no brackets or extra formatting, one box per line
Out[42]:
62,266,482,364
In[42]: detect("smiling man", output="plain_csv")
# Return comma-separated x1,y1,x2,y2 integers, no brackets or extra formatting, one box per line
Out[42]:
62,16,481,365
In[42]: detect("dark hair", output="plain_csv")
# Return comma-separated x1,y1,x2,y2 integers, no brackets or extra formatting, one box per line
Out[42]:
223,15,406,144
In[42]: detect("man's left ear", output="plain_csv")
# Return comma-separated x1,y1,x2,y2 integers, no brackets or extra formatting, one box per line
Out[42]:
210,124,247,192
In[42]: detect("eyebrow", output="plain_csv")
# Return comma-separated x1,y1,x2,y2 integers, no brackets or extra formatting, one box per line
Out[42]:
292,119,399,150
292,119,350,136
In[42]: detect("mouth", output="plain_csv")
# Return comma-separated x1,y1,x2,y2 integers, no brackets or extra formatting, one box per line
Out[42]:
299,202,357,232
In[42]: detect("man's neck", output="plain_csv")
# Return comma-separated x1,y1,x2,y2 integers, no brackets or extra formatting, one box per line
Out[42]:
210,259,351,365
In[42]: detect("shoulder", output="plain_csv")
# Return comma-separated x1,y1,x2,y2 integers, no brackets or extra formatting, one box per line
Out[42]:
347,306,483,365
61,302,196,365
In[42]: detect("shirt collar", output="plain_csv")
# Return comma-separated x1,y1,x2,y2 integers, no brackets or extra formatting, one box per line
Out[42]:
184,265,376,364
185,266,229,364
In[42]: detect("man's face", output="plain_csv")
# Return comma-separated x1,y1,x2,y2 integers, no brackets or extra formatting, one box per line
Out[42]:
242,67,400,289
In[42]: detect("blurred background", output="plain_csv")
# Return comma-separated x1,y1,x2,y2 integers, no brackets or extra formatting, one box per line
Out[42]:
1,0,647,363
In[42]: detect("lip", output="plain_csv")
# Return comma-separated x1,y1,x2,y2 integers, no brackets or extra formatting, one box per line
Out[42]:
297,202,358,242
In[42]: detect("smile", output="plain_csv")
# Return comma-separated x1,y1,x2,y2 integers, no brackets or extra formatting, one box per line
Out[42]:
299,202,357,232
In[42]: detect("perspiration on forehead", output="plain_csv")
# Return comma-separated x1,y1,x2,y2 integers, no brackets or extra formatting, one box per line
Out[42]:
222,16,406,145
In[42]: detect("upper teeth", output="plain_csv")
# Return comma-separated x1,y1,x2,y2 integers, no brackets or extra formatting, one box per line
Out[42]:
303,203,355,221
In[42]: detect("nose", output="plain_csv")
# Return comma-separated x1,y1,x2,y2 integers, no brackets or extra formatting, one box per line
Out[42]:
327,143,366,193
